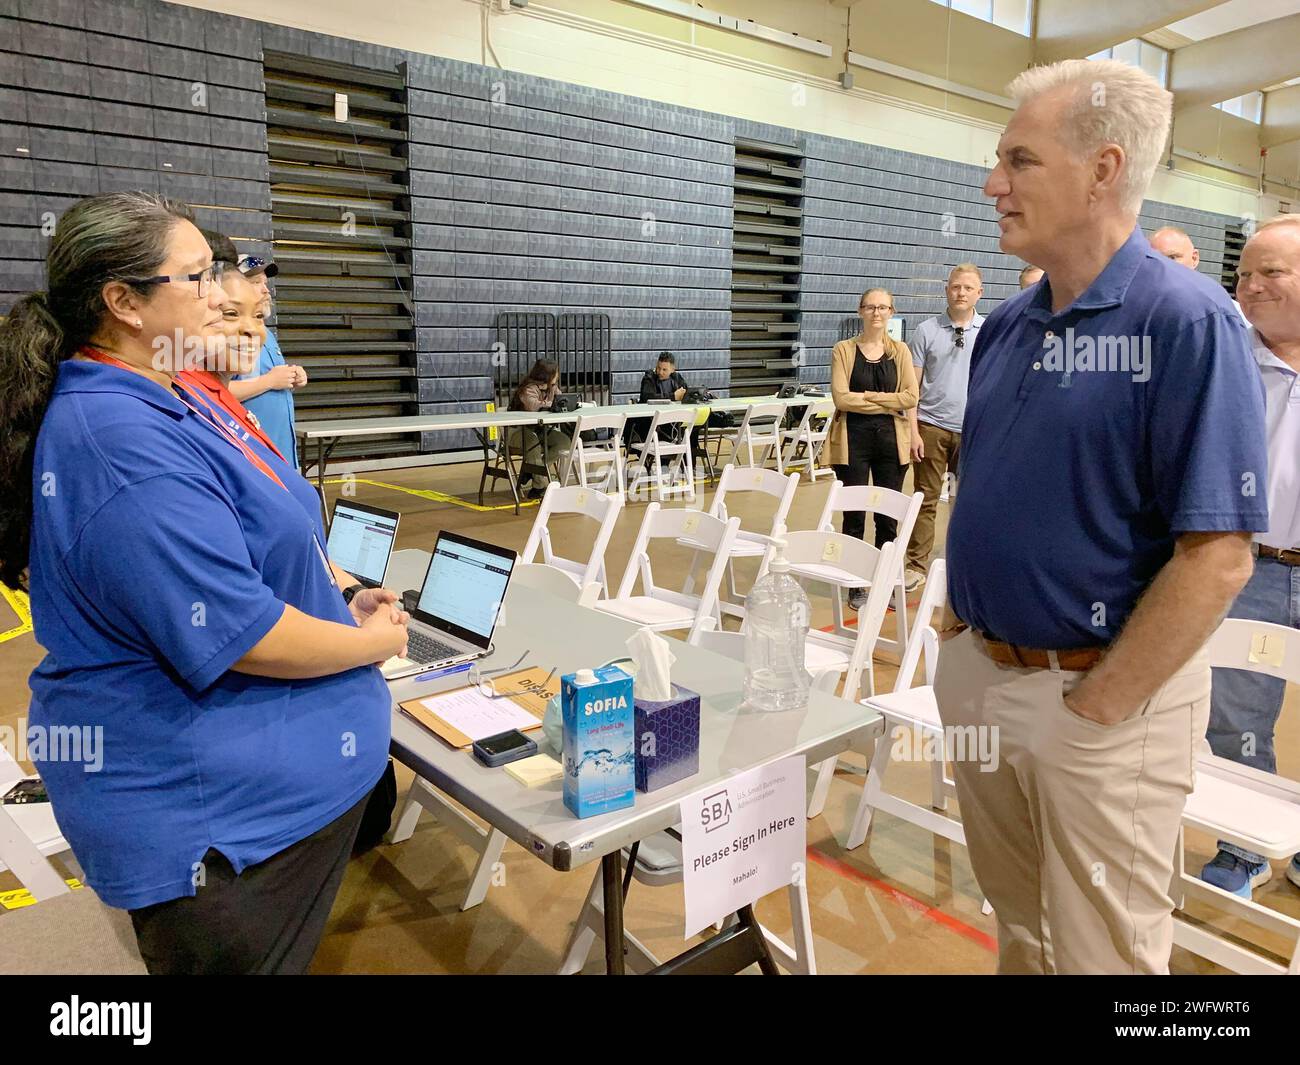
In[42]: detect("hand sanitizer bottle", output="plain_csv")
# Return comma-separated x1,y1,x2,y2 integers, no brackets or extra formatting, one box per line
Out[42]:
743,538,811,712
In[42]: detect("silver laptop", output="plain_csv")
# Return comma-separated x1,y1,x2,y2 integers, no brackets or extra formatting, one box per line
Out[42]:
381,531,516,681
327,499,400,589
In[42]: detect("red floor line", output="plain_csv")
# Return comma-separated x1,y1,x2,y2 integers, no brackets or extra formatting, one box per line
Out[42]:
806,845,998,953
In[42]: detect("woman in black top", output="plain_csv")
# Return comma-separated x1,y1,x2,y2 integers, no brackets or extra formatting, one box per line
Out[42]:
827,288,919,608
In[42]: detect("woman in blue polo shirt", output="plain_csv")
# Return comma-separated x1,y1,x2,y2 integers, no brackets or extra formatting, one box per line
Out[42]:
0,191,409,974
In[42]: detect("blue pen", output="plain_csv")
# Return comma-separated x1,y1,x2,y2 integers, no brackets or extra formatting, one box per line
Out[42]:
413,662,474,683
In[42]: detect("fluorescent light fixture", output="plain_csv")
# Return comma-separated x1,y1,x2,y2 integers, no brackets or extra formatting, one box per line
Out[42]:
622,0,832,58
847,50,1014,109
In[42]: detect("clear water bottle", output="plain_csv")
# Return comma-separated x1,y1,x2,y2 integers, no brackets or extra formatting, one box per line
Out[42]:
743,539,811,712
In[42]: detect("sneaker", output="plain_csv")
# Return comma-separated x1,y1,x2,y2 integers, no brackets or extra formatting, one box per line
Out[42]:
904,568,926,593
847,588,867,611
1287,855,1300,890
1200,849,1272,898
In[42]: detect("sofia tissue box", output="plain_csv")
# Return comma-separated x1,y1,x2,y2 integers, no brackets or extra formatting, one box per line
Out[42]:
634,684,700,792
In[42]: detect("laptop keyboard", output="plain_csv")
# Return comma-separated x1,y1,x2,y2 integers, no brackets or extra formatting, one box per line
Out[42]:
407,629,463,664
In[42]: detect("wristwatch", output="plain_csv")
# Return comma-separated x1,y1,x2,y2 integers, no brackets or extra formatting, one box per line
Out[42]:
341,583,365,605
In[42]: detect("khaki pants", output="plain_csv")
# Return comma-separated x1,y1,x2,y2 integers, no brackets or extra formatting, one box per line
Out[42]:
906,420,960,573
933,629,1209,974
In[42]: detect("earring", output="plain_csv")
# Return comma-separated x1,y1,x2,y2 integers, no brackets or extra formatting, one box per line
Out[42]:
133,320,142,329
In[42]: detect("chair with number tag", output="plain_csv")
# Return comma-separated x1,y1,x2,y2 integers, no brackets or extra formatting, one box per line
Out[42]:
1171,617,1300,975
520,482,622,598
796,480,923,664
677,464,800,623
594,504,740,645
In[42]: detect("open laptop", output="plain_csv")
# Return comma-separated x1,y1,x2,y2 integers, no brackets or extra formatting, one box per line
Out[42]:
381,530,517,681
327,500,400,589
549,392,581,413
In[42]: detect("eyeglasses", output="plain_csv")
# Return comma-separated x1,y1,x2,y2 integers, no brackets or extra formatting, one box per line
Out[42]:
127,261,225,298
953,326,966,349
861,304,893,314
469,652,557,700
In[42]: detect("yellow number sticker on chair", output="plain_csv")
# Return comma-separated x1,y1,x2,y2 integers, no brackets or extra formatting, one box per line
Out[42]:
575,489,587,507
822,538,843,563
1249,631,1285,667
682,512,700,534
752,471,763,488
869,488,881,507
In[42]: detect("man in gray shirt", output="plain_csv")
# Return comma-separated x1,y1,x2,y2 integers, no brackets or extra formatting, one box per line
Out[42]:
904,263,984,589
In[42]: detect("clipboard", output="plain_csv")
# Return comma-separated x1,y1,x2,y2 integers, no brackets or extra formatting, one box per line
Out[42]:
398,666,560,750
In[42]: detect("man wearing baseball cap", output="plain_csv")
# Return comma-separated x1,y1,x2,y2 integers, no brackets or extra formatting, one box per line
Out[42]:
229,254,307,465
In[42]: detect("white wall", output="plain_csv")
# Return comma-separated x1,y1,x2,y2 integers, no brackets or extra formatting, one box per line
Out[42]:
172,0,1264,220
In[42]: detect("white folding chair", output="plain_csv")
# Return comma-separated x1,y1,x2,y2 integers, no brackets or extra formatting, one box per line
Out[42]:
558,628,830,976
594,505,740,645
801,480,923,661
831,558,961,847
757,531,900,712
679,464,800,622
627,407,698,502
511,562,587,601
780,398,835,481
560,411,627,496
386,778,511,912
712,400,786,471
519,482,622,597
1172,618,1300,975
0,745,70,895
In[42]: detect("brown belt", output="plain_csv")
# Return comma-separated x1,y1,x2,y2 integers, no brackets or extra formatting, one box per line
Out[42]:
1257,544,1300,566
949,623,1104,671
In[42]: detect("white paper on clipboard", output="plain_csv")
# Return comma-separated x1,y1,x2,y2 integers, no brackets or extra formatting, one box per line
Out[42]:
414,687,539,744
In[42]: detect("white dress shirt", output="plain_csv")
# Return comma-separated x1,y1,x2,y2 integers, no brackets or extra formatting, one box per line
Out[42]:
1252,326,1300,549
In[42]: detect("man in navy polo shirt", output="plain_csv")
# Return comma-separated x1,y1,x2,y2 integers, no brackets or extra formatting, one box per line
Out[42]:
934,59,1268,974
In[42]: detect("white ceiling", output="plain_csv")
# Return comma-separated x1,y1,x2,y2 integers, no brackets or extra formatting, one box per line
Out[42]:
1167,0,1300,41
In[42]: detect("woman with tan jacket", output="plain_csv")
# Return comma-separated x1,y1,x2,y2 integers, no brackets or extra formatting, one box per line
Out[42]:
828,287,918,609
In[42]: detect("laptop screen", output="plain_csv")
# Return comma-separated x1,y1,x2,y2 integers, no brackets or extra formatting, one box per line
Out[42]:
415,532,516,648
327,501,399,587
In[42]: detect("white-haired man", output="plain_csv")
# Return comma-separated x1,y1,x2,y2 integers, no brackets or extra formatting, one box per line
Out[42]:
1201,215,1300,897
936,59,1268,974
1150,224,1248,323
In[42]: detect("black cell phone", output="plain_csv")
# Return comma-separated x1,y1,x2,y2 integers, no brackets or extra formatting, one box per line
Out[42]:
472,729,538,768
2,778,49,805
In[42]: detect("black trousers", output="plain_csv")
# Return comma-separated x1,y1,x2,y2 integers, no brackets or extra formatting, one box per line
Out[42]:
129,793,369,975
833,416,908,549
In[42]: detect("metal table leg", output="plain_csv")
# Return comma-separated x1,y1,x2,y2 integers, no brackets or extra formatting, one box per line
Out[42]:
602,851,625,975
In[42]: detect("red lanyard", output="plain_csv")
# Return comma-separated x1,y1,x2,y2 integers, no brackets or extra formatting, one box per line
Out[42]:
79,346,288,492
181,369,285,461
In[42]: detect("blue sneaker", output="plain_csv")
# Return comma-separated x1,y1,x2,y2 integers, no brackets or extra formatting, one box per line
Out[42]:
1287,855,1300,890
1200,850,1272,898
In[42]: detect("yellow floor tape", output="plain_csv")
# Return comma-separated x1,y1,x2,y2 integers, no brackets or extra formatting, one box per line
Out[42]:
323,478,538,513
0,878,82,910
0,584,32,644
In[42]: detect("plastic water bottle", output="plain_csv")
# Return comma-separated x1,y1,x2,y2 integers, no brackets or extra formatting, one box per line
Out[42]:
743,539,811,712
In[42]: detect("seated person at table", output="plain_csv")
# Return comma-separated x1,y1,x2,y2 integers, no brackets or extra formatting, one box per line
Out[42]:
509,359,571,498
629,352,700,453
640,351,688,402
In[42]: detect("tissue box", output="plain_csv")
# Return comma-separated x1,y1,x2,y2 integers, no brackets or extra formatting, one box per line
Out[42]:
562,665,635,818
635,684,701,792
